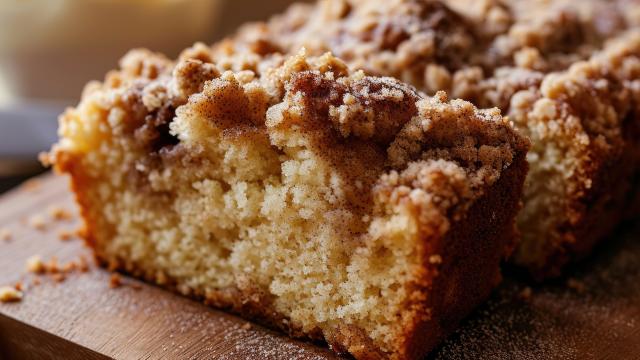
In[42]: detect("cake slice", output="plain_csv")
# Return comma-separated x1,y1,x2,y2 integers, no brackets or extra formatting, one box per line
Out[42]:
222,0,640,278
508,31,640,277
48,50,529,359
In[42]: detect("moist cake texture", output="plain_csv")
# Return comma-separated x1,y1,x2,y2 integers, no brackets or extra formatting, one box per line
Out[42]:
49,49,529,359
218,0,640,278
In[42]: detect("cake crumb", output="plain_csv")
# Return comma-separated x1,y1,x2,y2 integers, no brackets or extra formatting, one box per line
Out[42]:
109,273,122,288
26,255,45,274
14,282,23,292
517,286,533,301
77,256,90,273
57,230,75,241
428,255,443,264
31,278,41,286
21,178,41,192
567,278,586,294
241,322,252,330
62,261,77,273
48,205,73,221
0,228,12,242
51,273,66,283
0,286,23,302
46,257,60,274
28,215,47,231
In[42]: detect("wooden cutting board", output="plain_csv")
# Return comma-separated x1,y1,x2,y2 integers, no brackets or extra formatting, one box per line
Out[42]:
1,173,639,360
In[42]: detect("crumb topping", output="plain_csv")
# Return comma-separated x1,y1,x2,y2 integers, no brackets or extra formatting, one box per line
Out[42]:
54,49,525,216
58,230,75,241
218,0,636,106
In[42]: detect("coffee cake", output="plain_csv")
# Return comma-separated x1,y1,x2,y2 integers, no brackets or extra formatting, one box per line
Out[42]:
48,50,528,359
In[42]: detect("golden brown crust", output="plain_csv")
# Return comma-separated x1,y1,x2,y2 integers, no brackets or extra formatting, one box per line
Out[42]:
224,0,635,97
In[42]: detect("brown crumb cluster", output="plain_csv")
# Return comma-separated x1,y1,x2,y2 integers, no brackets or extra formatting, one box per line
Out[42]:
226,0,635,104
20,178,41,192
28,215,47,231
109,273,122,288
57,230,76,241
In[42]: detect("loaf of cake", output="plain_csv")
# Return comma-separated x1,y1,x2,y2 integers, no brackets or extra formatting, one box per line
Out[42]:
223,0,640,278
48,48,529,359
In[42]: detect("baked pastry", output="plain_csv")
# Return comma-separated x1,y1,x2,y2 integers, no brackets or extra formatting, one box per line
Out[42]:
48,49,529,359
223,0,640,278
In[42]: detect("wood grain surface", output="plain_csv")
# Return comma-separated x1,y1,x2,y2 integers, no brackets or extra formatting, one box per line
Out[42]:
0,173,639,360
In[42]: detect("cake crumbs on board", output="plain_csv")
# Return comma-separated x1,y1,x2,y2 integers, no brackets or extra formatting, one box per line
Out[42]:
26,254,92,285
47,205,74,221
0,228,12,242
0,286,23,303
28,214,47,231
57,230,75,241
46,257,60,273
20,178,41,192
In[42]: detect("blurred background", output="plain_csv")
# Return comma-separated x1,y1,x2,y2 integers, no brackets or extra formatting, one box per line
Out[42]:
0,0,304,191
